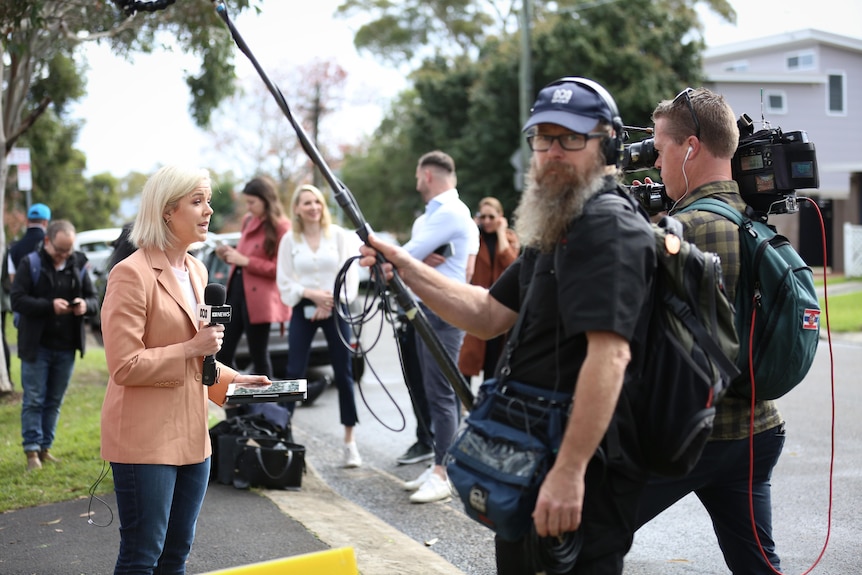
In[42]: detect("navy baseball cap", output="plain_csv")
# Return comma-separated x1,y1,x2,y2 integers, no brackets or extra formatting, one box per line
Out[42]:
27,203,51,220
522,79,615,134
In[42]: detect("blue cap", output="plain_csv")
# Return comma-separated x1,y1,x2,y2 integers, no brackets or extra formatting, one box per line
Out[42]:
522,79,614,134
27,203,51,221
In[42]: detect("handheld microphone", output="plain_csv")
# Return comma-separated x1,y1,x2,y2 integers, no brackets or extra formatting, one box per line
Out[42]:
197,283,232,386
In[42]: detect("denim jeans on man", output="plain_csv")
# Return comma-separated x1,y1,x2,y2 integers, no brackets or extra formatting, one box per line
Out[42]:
636,425,786,574
20,346,75,452
399,320,433,447
415,303,464,466
111,459,210,575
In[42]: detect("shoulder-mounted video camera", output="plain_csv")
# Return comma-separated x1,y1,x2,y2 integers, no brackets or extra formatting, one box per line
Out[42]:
621,113,820,215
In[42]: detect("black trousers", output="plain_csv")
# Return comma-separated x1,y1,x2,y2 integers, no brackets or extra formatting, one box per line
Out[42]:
217,271,274,377
495,458,644,575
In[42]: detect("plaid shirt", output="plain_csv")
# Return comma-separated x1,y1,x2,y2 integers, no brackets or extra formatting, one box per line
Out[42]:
671,181,784,440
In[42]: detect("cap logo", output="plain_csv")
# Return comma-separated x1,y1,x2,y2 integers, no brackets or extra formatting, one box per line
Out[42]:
550,88,573,105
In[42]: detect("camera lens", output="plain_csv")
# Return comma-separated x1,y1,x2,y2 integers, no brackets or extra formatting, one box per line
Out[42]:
622,138,657,171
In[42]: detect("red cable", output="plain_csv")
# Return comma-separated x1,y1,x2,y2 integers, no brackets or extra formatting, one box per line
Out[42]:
747,198,834,574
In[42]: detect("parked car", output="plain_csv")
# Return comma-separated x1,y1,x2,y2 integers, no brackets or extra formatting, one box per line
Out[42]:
197,232,366,387
74,227,124,286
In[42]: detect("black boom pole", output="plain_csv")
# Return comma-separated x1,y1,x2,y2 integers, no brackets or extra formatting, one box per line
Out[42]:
209,0,474,410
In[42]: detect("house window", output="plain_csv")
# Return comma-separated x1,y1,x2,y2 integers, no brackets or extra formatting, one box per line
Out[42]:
827,72,846,115
786,50,816,71
765,91,787,114
723,60,749,72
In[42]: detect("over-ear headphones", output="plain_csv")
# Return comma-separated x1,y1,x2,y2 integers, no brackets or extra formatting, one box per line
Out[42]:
545,77,625,167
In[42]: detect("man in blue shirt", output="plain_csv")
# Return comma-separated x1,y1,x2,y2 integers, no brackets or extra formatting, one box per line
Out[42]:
400,150,479,503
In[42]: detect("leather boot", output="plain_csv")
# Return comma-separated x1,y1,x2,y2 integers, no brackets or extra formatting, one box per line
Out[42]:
39,449,60,464
26,451,42,471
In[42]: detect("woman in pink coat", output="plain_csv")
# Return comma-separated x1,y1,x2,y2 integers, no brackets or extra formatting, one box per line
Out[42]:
216,176,291,378
100,165,269,574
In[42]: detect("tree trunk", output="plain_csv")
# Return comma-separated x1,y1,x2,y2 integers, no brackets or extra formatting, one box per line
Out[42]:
0,46,13,394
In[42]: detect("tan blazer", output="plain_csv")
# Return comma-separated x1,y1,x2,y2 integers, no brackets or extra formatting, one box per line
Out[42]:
100,248,239,465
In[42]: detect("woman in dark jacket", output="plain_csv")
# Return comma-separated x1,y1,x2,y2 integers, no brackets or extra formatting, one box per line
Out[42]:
457,197,519,381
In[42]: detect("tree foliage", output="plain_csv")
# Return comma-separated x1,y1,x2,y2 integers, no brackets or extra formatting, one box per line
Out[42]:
338,0,735,234
208,59,348,189
0,0,262,393
336,0,504,64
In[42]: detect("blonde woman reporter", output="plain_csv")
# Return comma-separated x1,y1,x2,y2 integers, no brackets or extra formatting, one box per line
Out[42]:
276,184,363,468
100,166,269,574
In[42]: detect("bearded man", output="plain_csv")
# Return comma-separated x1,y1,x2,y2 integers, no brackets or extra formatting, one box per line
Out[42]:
359,77,655,574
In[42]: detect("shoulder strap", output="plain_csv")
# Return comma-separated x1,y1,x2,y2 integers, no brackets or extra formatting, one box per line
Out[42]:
27,251,41,285
681,198,745,227
73,253,88,284
27,251,87,286
498,268,538,380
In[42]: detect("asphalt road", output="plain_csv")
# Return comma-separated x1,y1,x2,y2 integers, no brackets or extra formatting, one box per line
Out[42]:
289,308,862,575
4,292,857,575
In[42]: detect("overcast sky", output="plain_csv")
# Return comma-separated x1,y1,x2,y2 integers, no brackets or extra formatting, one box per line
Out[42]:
69,0,862,178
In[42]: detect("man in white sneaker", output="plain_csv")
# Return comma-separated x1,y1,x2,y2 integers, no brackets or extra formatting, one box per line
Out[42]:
401,150,479,504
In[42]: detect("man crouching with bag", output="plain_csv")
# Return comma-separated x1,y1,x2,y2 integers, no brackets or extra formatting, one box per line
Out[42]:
359,77,655,574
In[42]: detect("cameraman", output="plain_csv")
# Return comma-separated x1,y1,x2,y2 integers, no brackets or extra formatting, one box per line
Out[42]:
633,87,785,574
360,77,655,574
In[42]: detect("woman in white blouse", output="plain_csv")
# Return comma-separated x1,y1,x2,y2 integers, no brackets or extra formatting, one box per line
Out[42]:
276,184,363,468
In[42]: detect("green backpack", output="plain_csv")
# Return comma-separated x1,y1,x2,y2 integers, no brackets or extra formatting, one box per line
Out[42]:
681,198,820,400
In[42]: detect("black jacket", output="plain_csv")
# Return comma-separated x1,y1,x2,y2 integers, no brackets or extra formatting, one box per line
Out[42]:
10,248,99,362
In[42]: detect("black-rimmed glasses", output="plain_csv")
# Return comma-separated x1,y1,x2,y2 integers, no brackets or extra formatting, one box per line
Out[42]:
526,132,606,152
673,87,700,140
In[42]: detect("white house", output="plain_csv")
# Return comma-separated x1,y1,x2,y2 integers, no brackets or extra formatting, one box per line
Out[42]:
703,29,862,271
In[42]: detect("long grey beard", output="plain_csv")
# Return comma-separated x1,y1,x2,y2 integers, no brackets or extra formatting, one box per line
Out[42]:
514,157,609,253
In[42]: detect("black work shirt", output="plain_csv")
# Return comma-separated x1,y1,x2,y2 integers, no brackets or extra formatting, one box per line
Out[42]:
489,184,655,392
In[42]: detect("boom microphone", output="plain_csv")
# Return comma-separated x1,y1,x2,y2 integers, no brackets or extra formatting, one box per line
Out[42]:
198,283,232,386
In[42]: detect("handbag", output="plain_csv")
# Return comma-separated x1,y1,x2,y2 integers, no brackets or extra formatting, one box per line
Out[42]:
233,437,305,490
209,413,300,489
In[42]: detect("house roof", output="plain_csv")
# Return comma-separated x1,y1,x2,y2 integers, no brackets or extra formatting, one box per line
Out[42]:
704,28,862,61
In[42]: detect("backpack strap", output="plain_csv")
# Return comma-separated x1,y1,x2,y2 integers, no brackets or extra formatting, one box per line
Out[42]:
26,250,87,287
681,198,745,227
27,251,42,285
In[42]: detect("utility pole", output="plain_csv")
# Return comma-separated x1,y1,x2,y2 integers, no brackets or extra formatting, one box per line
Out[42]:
517,0,533,190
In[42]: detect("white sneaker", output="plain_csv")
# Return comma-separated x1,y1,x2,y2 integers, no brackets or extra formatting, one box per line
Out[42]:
343,441,362,468
409,472,452,504
403,464,434,491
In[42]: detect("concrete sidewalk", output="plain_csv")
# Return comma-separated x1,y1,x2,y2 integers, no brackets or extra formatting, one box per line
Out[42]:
0,458,465,575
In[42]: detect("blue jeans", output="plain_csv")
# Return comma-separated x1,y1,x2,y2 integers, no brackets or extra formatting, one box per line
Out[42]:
636,424,786,574
415,304,464,466
111,459,211,575
285,300,358,426
20,347,76,452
